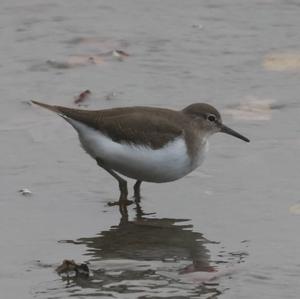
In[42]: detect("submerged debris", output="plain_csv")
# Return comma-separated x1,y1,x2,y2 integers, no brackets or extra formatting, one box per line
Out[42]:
68,55,104,66
18,188,32,196
264,52,300,71
41,47,129,71
56,259,89,277
289,204,300,215
74,89,91,105
46,56,101,70
46,60,75,69
223,98,285,121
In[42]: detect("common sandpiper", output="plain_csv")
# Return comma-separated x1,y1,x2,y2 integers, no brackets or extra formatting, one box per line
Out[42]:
32,101,249,206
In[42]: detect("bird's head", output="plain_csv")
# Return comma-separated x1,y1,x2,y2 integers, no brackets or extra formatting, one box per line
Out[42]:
182,103,250,142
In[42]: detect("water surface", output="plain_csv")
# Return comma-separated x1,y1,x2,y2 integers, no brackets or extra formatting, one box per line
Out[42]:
0,0,300,298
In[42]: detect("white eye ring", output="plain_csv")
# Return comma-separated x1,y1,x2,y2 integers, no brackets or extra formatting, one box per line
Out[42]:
207,114,216,122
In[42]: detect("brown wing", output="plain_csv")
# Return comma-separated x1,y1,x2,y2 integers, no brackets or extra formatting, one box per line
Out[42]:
97,112,184,149
32,101,184,149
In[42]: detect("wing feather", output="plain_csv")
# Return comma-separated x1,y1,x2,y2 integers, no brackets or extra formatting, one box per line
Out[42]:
32,101,184,149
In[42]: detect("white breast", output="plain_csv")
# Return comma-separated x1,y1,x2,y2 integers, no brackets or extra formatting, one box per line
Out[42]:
67,119,208,183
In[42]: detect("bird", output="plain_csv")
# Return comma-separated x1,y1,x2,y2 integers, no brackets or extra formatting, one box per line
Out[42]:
32,101,249,206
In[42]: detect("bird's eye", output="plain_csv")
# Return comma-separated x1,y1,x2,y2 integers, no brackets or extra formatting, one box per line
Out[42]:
207,114,216,122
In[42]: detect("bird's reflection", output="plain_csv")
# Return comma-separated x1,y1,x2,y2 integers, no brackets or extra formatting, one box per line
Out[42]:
79,203,212,264
60,203,221,298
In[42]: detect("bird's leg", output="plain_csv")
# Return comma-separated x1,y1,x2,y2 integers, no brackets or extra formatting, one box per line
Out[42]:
96,158,133,207
133,180,142,202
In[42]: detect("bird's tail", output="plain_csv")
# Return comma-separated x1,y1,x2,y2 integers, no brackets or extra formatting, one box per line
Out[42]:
32,100,100,131
31,100,60,113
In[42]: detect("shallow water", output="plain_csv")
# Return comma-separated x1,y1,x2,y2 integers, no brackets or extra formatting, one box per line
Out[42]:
1,0,300,298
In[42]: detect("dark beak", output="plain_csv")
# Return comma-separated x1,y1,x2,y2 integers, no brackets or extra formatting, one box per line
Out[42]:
220,124,250,143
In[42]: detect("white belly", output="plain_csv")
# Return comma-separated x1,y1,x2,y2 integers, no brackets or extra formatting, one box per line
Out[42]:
69,120,207,182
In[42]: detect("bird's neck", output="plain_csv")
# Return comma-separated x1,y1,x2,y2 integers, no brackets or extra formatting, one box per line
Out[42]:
184,126,210,162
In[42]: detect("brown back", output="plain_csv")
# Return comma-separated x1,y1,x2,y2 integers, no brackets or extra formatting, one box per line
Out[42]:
54,105,188,149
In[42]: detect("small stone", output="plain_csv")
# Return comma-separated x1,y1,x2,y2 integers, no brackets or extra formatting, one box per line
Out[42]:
56,259,89,277
19,188,32,196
